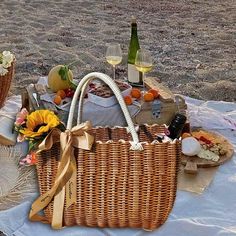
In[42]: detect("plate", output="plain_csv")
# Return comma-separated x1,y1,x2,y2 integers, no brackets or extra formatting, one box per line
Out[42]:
40,93,72,111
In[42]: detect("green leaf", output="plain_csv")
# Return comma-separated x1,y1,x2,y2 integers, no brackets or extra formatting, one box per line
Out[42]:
57,63,78,90
58,66,66,81
69,81,77,90
58,65,70,81
12,124,16,134
57,123,66,132
28,139,40,152
28,140,35,152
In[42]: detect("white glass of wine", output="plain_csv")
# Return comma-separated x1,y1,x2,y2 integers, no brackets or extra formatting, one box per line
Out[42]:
105,43,122,80
135,48,153,88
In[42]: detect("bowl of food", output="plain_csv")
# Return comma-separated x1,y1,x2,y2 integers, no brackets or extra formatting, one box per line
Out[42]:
87,80,132,107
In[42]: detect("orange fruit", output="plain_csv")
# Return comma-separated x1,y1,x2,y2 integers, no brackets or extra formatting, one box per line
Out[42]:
182,133,192,139
124,95,133,105
53,95,62,105
130,88,141,99
143,92,154,102
148,89,159,99
56,90,66,99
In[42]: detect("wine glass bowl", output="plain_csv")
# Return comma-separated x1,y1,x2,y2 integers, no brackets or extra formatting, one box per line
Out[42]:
135,49,153,87
105,43,122,80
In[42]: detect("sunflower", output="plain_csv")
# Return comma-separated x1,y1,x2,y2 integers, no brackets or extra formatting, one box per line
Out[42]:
20,110,60,138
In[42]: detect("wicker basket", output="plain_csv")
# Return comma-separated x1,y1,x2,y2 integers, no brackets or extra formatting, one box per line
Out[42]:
30,72,181,231
0,61,15,108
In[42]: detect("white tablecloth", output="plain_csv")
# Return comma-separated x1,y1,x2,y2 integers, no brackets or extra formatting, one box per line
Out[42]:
0,96,236,236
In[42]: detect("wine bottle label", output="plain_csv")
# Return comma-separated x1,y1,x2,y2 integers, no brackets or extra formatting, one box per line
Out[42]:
128,64,141,83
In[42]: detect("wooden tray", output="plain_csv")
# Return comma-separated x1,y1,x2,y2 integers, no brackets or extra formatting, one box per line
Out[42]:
181,129,234,174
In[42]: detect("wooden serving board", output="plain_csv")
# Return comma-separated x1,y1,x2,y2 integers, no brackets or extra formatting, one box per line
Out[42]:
181,129,234,174
144,77,175,103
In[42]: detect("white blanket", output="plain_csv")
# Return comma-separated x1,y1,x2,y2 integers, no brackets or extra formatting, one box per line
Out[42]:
0,96,236,236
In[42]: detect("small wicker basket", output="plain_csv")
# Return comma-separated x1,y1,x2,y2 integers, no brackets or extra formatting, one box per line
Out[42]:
0,61,15,108
30,72,181,231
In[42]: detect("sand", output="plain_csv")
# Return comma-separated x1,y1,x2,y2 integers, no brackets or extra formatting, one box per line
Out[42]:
0,0,235,102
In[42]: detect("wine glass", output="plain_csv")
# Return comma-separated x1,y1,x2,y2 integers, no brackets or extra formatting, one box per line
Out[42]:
135,48,153,88
105,43,122,80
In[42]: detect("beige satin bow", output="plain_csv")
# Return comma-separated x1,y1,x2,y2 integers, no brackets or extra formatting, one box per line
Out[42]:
29,121,94,229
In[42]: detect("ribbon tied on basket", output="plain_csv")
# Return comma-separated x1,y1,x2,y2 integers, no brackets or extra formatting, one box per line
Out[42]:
29,121,94,229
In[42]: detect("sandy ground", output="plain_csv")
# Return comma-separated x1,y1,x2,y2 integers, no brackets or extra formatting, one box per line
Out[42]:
0,0,235,102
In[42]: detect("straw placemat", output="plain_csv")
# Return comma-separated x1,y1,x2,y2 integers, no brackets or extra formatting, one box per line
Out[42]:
0,144,37,211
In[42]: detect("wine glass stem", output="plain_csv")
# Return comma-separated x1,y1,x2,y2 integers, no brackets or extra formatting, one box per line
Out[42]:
142,72,145,89
113,65,116,80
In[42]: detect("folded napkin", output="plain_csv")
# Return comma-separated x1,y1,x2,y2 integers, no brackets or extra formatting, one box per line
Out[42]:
0,95,21,120
0,95,22,145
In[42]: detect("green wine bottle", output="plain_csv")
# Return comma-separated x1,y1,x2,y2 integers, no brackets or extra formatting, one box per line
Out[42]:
127,16,143,85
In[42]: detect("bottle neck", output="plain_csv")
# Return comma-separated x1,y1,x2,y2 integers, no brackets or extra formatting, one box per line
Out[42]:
131,23,138,37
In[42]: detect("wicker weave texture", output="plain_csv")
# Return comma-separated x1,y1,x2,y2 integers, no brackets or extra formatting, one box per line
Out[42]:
36,125,180,231
0,61,15,108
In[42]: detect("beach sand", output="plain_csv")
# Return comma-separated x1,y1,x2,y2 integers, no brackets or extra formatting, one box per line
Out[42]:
0,0,235,102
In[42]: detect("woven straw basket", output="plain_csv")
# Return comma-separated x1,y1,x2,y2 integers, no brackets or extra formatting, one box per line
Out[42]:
0,61,15,108
31,72,181,231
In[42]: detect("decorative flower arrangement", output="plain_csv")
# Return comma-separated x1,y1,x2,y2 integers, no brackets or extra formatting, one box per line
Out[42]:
14,108,64,165
0,51,15,76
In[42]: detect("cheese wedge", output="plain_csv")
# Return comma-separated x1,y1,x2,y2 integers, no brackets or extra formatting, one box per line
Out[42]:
197,149,220,162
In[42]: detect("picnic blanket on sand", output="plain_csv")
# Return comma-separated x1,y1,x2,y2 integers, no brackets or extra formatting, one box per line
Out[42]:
0,96,235,236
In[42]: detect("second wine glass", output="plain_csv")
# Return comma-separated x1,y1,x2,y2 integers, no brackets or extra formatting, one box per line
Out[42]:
105,43,122,80
135,48,153,88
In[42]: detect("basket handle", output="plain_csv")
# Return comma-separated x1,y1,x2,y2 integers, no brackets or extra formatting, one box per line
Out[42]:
67,72,142,149
77,80,89,125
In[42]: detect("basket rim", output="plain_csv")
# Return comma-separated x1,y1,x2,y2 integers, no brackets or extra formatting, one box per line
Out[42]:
0,60,15,78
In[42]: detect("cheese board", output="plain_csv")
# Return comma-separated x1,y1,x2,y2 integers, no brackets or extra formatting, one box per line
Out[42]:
181,129,234,174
